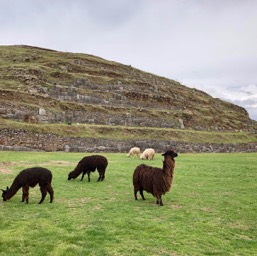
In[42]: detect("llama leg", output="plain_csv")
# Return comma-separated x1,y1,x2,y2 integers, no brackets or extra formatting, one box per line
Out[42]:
22,187,26,202
156,195,163,206
134,189,138,200
100,169,105,181
46,184,54,203
87,172,91,182
159,196,164,206
39,186,47,204
100,170,105,181
81,172,86,181
140,189,146,200
97,173,101,182
97,170,105,182
97,168,103,182
22,186,29,203
156,195,160,204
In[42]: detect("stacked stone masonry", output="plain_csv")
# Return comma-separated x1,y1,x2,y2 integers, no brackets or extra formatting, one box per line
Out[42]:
1,128,257,153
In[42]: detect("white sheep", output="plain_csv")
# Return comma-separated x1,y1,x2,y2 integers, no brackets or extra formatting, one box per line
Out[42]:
140,148,155,160
127,147,141,158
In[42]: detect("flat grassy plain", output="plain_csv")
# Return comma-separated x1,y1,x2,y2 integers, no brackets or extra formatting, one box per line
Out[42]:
0,151,256,256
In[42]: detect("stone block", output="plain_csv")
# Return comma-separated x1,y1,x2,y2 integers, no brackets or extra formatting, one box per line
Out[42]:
38,108,46,115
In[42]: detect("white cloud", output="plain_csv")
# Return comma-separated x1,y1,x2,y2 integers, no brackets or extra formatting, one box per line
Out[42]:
186,82,257,120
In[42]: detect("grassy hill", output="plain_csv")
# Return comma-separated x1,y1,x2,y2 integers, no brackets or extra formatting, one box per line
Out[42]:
0,45,256,146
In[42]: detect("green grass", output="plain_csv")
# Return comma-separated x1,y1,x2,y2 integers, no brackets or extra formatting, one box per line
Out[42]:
0,151,256,255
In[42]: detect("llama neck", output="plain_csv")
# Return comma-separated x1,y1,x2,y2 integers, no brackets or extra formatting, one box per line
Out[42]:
5,179,21,200
73,167,82,177
163,155,175,177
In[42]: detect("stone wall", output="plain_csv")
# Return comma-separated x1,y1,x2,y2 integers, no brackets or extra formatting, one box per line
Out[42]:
1,128,257,153
0,105,183,128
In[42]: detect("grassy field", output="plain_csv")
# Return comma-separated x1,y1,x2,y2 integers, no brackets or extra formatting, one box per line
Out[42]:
0,151,256,256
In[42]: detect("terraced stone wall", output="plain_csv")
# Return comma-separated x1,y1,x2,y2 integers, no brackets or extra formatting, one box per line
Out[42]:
1,128,257,153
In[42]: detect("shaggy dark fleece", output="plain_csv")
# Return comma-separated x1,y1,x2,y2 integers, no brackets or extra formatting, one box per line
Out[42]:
1,167,54,204
133,150,178,206
68,155,108,182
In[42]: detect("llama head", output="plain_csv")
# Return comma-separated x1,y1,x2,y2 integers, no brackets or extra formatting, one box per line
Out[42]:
68,171,76,180
162,150,178,159
1,186,9,201
139,154,145,160
68,172,72,180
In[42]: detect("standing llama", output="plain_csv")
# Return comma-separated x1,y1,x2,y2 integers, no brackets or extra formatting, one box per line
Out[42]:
1,167,54,204
133,150,178,206
68,155,108,182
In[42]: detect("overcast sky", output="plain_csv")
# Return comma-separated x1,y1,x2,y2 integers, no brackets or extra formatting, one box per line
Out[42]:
1,0,257,120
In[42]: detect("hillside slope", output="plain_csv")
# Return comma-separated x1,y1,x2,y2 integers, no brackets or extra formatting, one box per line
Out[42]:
0,45,256,134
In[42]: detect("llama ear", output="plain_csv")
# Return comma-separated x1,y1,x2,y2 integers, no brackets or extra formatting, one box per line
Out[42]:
162,150,178,157
6,186,9,190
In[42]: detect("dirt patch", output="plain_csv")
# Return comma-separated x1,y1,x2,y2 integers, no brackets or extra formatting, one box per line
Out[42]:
0,160,72,174
40,161,72,166
30,160,73,167
0,162,13,174
0,168,12,174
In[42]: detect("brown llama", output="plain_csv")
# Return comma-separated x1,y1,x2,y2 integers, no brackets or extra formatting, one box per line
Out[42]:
68,155,108,182
133,150,178,206
1,167,54,204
